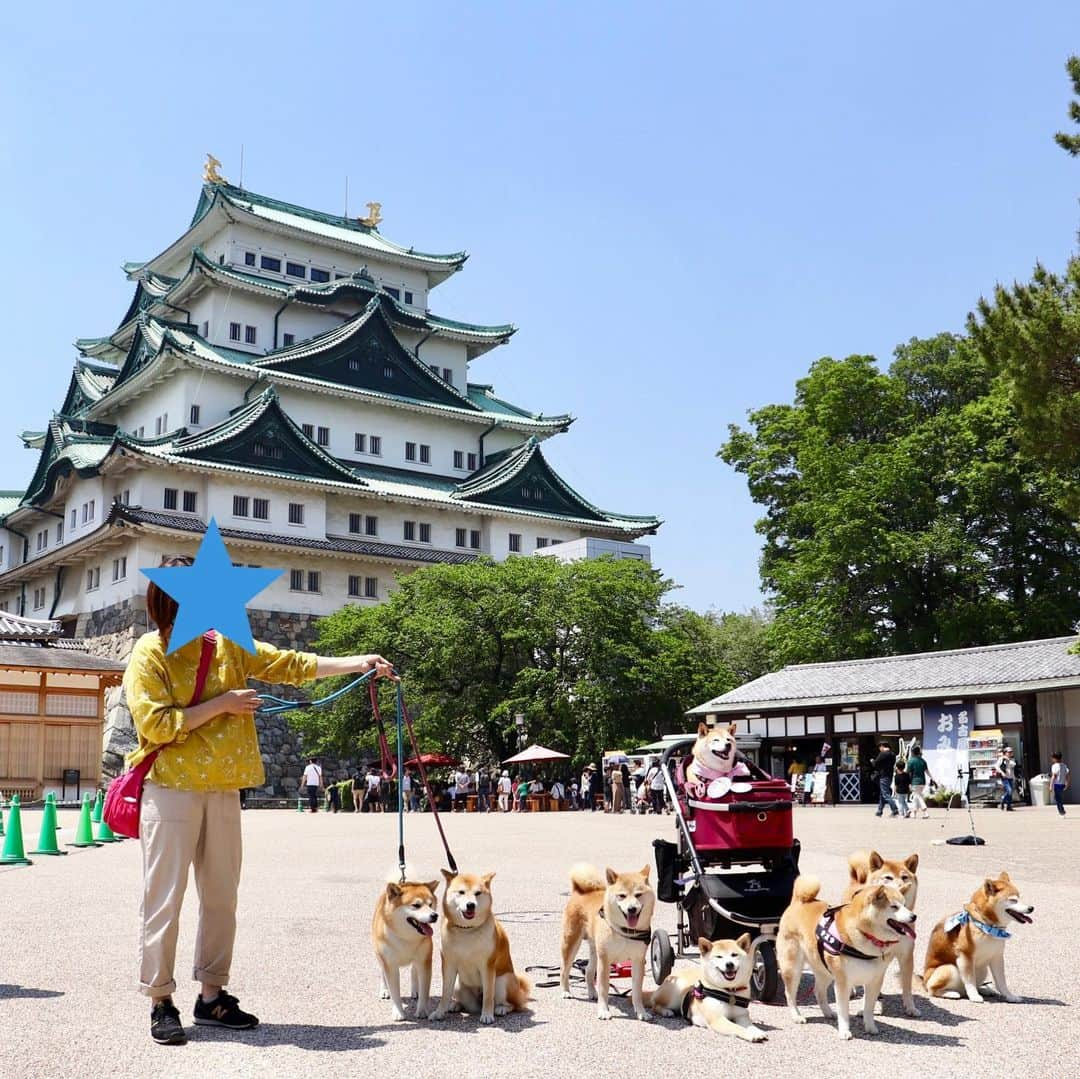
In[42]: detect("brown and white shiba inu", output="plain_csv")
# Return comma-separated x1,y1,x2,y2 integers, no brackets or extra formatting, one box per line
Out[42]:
430,869,531,1025
923,871,1034,1004
371,879,439,1021
685,722,749,796
778,876,916,1040
560,864,655,1022
845,849,920,1016
650,934,767,1042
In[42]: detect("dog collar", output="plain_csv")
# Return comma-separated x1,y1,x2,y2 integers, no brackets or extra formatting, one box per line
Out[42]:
815,907,879,962
598,906,651,942
942,910,1011,939
682,982,751,1021
690,762,735,781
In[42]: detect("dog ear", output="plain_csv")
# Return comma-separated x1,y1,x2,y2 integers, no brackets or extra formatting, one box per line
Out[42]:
735,933,752,953
905,853,919,874
697,722,709,736
727,723,738,737
386,882,402,900
848,852,867,884
698,937,713,956
481,871,496,888
871,885,889,906
605,867,618,885
868,850,884,871
640,865,651,882
441,868,456,885
998,870,1011,882
425,881,440,894
983,877,1000,897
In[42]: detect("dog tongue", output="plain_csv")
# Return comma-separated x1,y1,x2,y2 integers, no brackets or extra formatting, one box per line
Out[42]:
626,912,639,928
419,922,434,937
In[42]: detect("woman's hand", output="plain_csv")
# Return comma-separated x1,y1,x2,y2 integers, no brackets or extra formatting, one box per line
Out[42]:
357,654,398,680
218,688,262,715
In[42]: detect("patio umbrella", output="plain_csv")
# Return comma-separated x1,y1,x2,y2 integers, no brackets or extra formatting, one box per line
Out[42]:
502,744,571,765
404,752,459,768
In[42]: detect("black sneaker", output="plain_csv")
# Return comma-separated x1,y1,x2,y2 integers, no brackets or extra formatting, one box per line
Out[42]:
193,991,259,1029
151,999,187,1045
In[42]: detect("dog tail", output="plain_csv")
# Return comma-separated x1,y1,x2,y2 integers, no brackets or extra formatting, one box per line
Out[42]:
508,972,533,1009
847,849,871,885
792,875,821,904
569,863,606,894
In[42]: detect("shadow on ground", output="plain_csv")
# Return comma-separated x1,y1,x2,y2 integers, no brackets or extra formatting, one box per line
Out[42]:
190,1024,384,1051
0,985,64,1000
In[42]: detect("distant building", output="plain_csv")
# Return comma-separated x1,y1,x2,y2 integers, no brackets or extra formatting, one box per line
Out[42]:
532,537,651,564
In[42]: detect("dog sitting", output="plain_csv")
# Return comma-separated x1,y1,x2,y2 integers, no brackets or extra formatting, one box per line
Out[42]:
778,876,916,1040
845,850,920,1017
371,878,440,1021
685,722,750,798
650,934,767,1042
923,871,1033,1003
560,864,655,1021
430,869,531,1024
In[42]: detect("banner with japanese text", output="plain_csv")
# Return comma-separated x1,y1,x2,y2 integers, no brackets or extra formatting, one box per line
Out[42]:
921,702,972,797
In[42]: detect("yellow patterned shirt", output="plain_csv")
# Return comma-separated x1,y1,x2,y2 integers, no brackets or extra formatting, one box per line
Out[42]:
123,631,318,792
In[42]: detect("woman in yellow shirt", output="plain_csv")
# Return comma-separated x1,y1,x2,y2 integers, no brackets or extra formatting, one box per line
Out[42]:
124,556,394,1046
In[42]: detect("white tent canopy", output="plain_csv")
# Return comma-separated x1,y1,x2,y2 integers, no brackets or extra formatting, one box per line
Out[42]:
502,744,571,764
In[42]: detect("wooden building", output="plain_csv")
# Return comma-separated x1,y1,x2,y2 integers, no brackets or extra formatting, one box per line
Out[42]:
0,612,124,800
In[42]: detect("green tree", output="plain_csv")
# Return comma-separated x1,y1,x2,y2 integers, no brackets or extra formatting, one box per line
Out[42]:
288,556,677,767
1053,54,1080,156
721,335,1080,664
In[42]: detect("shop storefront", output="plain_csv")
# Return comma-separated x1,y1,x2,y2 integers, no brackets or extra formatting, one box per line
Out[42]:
688,637,1080,807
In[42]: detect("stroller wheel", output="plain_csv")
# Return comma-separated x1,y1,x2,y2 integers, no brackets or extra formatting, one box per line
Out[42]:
752,941,779,1003
650,928,675,985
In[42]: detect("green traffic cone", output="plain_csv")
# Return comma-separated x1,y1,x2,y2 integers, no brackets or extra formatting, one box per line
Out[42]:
95,812,120,843
47,791,61,829
30,796,67,856
297,796,303,813
91,790,104,824
0,795,32,866
68,793,101,849
0,794,5,838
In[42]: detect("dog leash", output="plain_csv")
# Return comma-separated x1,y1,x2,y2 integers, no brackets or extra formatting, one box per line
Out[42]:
256,669,378,715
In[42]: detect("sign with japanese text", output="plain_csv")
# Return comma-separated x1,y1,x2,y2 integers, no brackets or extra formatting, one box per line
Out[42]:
921,701,972,794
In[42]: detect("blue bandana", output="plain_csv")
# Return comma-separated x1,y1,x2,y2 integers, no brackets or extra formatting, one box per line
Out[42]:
942,910,1011,939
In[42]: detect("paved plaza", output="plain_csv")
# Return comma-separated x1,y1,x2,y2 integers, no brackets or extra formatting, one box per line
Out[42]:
2,802,1077,1078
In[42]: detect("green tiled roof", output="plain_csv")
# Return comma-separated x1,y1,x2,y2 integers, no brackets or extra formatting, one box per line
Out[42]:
0,491,23,519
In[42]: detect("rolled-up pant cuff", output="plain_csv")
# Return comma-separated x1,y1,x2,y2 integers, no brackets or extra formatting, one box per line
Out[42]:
193,966,230,986
139,978,177,998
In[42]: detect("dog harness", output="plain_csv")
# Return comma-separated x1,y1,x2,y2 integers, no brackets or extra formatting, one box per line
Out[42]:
942,910,1011,939
815,906,890,963
597,907,652,943
681,983,751,1022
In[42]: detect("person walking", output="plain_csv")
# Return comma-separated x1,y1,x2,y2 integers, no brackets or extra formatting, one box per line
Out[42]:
350,768,365,813
580,766,592,810
872,741,900,818
497,770,512,812
365,767,382,813
647,758,666,815
589,763,603,811
479,770,492,812
124,554,394,1045
892,760,911,819
997,746,1017,811
400,770,413,812
301,758,322,813
611,764,625,813
905,744,932,818
325,780,341,814
1051,752,1070,816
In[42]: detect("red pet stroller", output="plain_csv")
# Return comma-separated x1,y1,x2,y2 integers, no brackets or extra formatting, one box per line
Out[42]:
650,735,799,1002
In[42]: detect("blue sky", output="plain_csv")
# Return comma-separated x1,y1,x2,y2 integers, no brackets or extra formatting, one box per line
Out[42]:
1,2,1077,613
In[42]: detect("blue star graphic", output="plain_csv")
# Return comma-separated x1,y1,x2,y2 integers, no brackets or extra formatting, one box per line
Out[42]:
141,518,283,655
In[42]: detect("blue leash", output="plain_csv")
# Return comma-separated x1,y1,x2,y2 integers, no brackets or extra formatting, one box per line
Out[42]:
256,668,378,715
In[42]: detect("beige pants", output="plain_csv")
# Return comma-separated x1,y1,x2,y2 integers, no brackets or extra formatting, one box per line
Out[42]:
138,782,242,997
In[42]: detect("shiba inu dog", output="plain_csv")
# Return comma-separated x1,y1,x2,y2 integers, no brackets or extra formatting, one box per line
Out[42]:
371,879,439,1021
923,871,1034,1003
685,722,749,796
430,869,531,1025
650,934,767,1042
778,876,916,1040
845,849,920,1016
560,864,655,1022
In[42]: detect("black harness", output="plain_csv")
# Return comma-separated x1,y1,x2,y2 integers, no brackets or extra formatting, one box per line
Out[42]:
681,982,752,1021
815,906,878,963
598,906,651,943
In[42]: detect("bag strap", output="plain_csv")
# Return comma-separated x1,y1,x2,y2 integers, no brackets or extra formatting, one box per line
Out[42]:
189,630,217,706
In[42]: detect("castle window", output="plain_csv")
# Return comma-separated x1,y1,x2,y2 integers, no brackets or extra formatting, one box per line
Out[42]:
470,530,481,550
244,252,256,266
290,569,303,591
453,451,464,470
33,586,45,609
56,520,64,543
405,442,417,462
244,325,257,345
383,365,393,379
456,528,467,548
302,423,314,438
467,452,478,471
182,491,197,514
521,486,531,500
283,333,295,346
418,523,431,544
404,290,414,305
310,268,330,283
348,575,361,597
419,444,431,465
286,261,305,279
253,498,269,520
365,515,378,537
253,440,283,459
229,322,241,341
288,503,305,526
369,436,382,455
260,255,281,273
233,496,249,517
200,320,209,337
403,520,416,541
189,404,201,425
316,426,330,447
508,533,522,553
536,537,549,549
112,556,127,582
349,513,362,534
384,286,401,301
86,566,100,592
85,499,95,522
70,509,77,531
442,368,453,385
348,356,361,371
36,529,47,552
365,576,378,599
307,571,321,593
354,433,366,453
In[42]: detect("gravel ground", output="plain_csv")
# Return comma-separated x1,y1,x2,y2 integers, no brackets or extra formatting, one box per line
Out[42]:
1,802,1077,1079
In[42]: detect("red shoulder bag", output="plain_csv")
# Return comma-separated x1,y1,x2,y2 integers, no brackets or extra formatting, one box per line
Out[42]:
103,631,217,839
